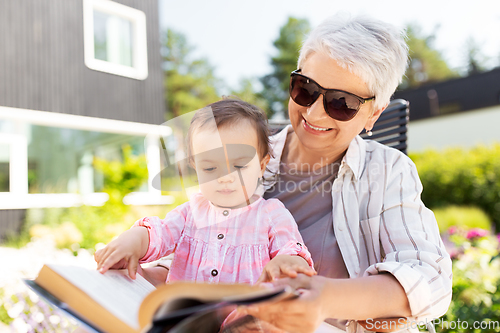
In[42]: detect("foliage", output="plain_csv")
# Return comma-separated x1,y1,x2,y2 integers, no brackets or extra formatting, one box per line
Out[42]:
410,144,500,231
93,144,148,206
14,199,130,253
437,228,500,332
463,37,489,76
60,144,149,249
0,163,7,191
229,78,268,114
259,17,310,119
162,28,221,120
433,205,492,233
401,24,459,89
7,145,150,251
0,289,10,325
29,222,82,249
40,206,131,251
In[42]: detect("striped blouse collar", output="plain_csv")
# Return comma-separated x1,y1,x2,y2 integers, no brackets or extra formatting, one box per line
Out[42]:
269,125,366,181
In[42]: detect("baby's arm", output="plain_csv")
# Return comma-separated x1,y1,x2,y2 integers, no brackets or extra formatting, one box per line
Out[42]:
95,200,190,280
259,199,316,283
94,226,149,279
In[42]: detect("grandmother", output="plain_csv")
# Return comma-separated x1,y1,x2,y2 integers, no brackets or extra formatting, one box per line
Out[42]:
124,13,451,333
238,13,452,333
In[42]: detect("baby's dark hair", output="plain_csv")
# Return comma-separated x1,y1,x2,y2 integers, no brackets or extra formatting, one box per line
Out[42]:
187,98,271,164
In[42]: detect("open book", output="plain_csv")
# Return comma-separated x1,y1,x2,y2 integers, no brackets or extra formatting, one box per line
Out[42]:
25,264,295,333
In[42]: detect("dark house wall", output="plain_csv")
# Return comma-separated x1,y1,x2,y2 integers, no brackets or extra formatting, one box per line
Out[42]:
0,210,26,241
0,0,164,125
393,68,500,121
0,0,165,237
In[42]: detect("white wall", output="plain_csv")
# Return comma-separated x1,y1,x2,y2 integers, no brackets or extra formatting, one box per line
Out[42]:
407,105,500,152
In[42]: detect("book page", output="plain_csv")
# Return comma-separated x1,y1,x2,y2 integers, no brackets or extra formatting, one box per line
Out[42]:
49,265,156,330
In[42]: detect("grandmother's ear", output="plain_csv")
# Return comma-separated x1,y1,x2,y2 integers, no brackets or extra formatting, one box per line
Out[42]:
366,103,388,129
372,102,388,118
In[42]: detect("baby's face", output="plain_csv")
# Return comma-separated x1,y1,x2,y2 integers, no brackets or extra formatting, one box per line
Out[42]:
191,121,267,209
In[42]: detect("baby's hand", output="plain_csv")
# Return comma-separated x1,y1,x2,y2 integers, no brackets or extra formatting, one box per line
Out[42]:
257,255,316,283
94,227,149,279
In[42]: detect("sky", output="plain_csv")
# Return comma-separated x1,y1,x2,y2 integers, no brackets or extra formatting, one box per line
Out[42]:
158,0,500,90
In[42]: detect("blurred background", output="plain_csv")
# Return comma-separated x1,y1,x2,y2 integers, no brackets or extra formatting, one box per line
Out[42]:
1,0,500,332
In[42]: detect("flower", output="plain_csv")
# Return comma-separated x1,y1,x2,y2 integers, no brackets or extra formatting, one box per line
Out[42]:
466,228,489,240
448,226,458,235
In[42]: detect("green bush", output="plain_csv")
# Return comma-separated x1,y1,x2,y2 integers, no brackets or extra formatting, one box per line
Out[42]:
433,205,492,233
8,145,151,251
93,144,148,206
410,144,500,231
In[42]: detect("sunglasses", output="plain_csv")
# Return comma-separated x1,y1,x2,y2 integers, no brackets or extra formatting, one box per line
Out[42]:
289,69,375,121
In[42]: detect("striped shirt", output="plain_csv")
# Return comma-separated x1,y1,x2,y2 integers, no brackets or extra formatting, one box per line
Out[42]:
134,192,313,284
264,126,452,331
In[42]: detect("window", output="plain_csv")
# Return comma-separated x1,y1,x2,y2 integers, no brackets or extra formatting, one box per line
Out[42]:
27,124,147,194
93,11,133,67
0,107,174,209
83,0,148,80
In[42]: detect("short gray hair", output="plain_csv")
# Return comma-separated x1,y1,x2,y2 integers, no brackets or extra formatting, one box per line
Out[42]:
298,13,409,111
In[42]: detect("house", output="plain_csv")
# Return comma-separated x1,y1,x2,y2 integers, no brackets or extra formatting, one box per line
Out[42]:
393,67,500,152
0,0,170,239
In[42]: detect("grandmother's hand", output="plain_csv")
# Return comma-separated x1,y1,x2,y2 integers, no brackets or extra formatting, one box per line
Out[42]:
240,274,331,333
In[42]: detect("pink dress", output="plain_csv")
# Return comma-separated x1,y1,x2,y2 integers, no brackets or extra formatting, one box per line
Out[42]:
134,192,313,284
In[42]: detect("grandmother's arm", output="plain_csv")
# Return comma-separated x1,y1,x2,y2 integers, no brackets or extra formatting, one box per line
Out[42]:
323,273,411,320
243,154,452,332
137,265,169,287
242,273,410,333
330,153,452,323
368,153,453,321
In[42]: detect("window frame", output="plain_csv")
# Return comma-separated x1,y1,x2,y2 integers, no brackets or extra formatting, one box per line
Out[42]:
0,133,28,194
0,106,173,209
83,0,148,80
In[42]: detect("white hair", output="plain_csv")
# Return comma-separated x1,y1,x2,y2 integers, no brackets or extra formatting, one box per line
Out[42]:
298,13,409,111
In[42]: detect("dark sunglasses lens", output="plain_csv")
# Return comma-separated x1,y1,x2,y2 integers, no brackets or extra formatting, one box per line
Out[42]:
324,92,360,121
290,75,319,106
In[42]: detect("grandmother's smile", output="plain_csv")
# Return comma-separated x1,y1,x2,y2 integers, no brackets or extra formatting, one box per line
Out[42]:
302,118,333,133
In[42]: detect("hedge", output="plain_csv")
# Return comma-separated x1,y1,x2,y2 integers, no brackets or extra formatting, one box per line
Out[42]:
410,144,500,231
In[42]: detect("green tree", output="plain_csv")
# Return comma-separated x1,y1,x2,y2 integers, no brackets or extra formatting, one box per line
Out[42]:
463,37,488,75
229,78,268,113
162,29,221,119
402,24,459,89
260,17,310,119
